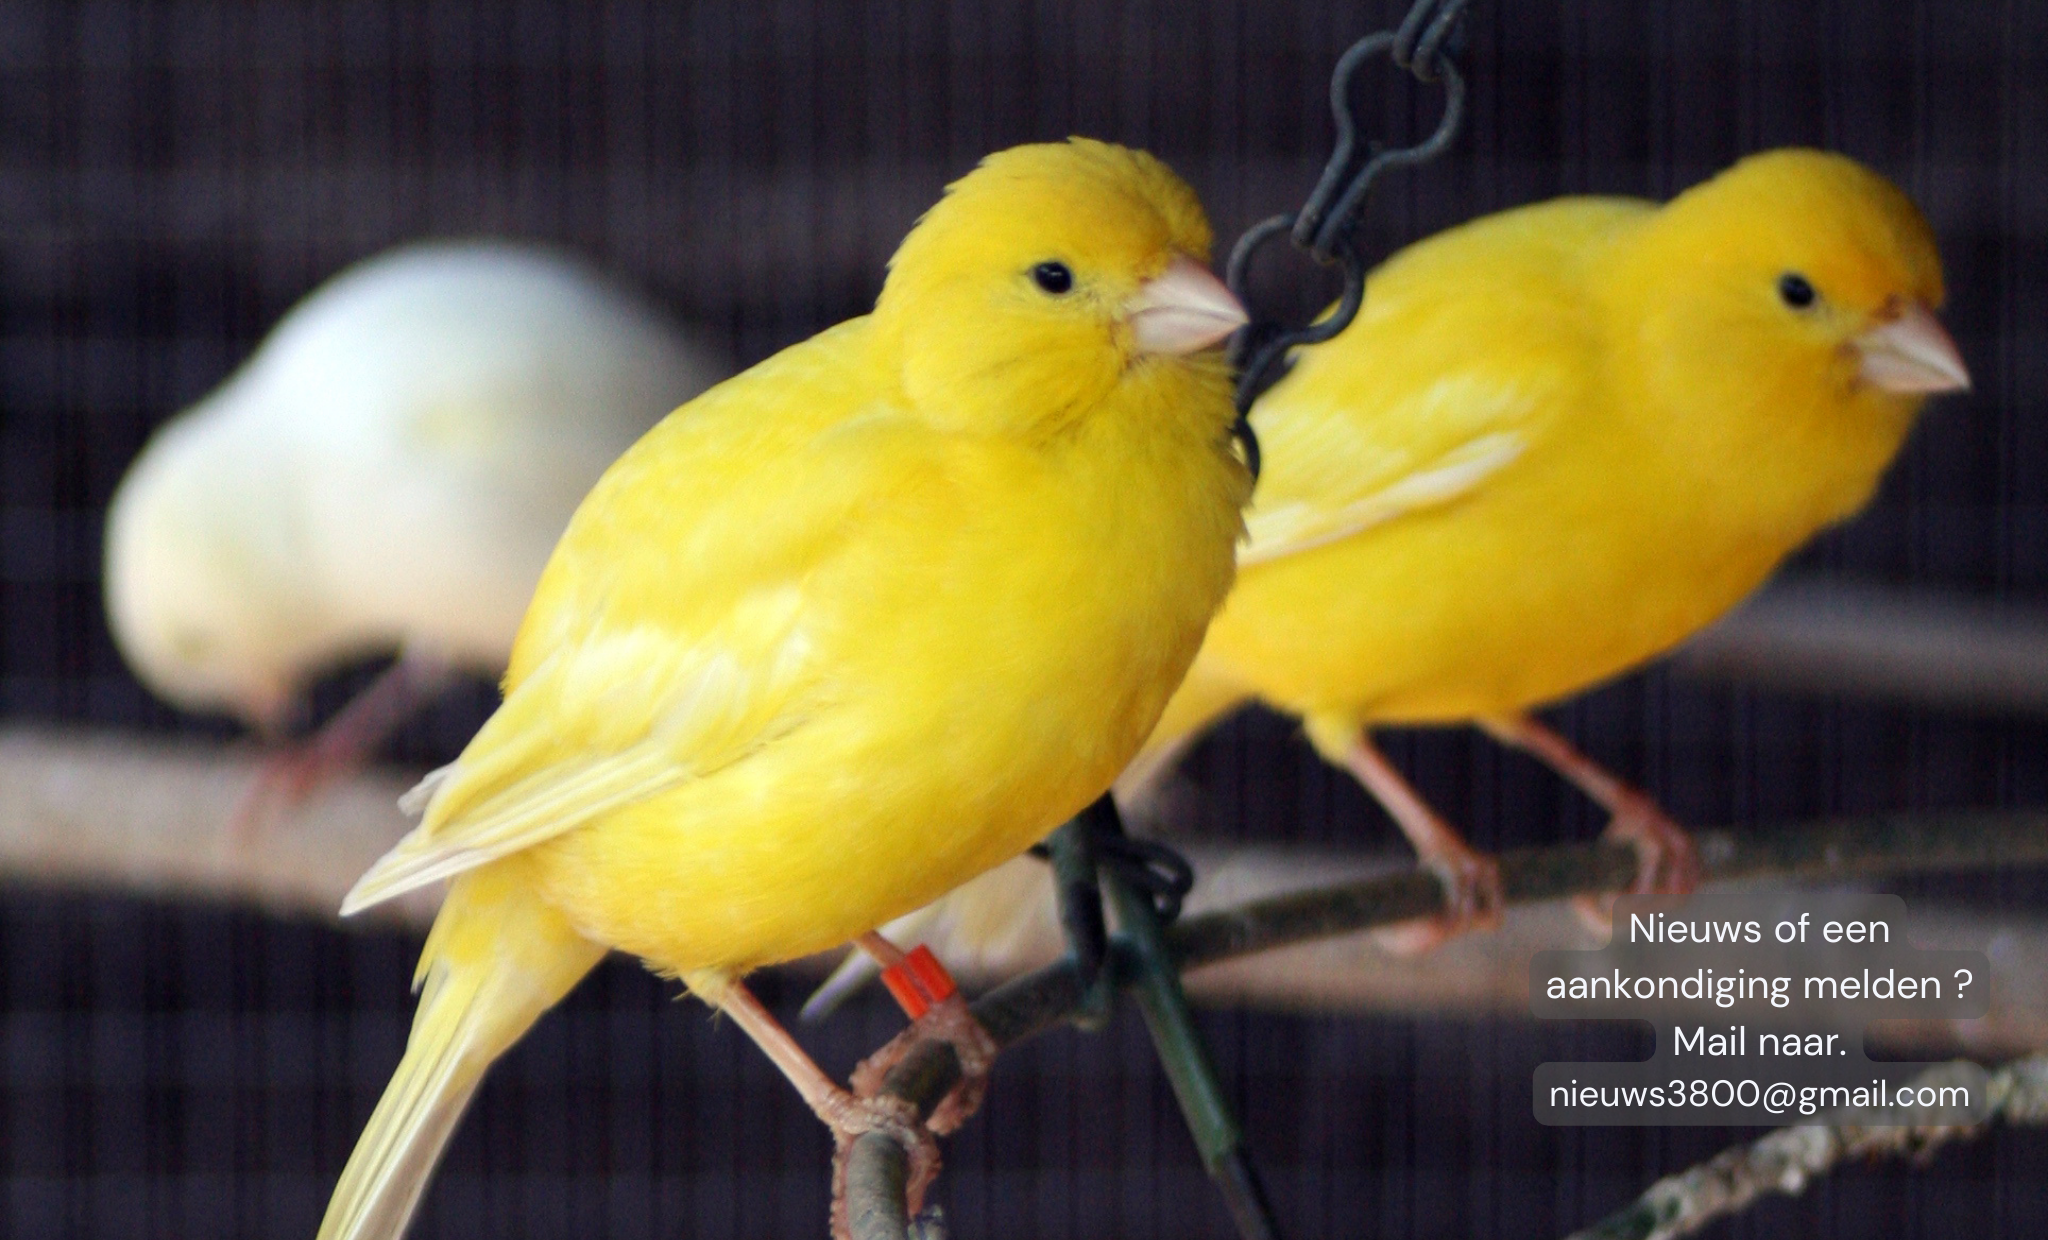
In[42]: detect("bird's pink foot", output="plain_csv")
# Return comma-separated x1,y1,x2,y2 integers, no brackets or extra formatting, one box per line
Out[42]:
226,743,350,846
825,1088,942,1240
1479,715,1700,935
702,971,951,1240
1374,839,1505,955
854,942,998,1135
1338,734,1505,953
851,991,999,1137
1611,791,1702,895
826,945,996,1239
224,650,455,846
1572,793,1701,934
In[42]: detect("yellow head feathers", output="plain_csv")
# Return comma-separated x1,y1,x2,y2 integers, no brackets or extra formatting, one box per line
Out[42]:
885,137,1215,278
875,137,1243,436
1609,149,1965,424
1660,148,1946,311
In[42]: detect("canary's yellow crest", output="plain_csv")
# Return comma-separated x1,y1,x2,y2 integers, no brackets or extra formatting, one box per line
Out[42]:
807,148,1969,1009
315,138,1250,1240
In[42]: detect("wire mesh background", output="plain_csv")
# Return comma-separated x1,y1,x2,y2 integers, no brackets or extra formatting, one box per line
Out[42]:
1,0,2044,1236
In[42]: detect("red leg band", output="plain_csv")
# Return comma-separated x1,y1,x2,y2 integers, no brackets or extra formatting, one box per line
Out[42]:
880,967,931,1020
878,945,958,1020
903,946,956,1003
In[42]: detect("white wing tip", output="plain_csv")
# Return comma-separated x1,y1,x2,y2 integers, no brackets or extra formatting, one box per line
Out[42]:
340,839,451,917
339,863,402,917
398,763,457,818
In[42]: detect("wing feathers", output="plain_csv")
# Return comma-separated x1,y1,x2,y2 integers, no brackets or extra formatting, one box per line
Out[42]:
342,745,683,914
1240,429,1526,565
345,617,813,917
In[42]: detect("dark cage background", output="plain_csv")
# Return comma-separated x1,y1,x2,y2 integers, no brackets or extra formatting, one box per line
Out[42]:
1,1,2045,1237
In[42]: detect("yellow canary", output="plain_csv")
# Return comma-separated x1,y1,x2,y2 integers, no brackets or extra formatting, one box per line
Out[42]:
317,138,1251,1240
811,147,1968,1005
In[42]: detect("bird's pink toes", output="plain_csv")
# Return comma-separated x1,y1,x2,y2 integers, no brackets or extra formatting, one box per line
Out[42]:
852,993,999,1137
828,943,998,1236
826,1089,941,1240
1607,793,1701,896
224,747,329,847
1573,795,1701,936
1374,844,1505,955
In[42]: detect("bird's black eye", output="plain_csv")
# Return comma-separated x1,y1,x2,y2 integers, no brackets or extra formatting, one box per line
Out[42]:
1031,261,1074,295
1778,272,1817,309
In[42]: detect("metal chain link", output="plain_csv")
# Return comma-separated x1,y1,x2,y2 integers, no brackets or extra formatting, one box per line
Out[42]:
849,12,1486,1238
1226,0,1474,476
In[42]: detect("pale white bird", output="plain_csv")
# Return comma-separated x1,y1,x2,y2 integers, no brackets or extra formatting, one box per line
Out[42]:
105,241,726,821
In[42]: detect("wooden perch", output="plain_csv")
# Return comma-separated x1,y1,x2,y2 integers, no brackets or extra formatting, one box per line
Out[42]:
868,844,2048,1058
842,809,2048,1240
1564,1053,2048,1240
1,726,2044,1058
0,726,428,925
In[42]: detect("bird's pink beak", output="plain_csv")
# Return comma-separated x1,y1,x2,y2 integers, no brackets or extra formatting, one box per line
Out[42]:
1125,255,1250,356
1852,300,1970,395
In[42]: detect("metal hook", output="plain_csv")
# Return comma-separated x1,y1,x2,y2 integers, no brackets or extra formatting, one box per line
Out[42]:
1224,0,1473,426
1309,56,1465,258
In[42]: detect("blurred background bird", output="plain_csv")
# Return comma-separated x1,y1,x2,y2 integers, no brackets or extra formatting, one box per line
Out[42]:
806,146,1970,1014
315,138,1252,1240
102,241,726,834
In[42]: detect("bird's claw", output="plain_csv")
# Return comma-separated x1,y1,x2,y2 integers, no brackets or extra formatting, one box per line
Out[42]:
1611,793,1702,895
1374,846,1504,955
827,994,997,1238
851,994,998,1137
224,750,328,848
827,1089,941,1240
1572,795,1701,935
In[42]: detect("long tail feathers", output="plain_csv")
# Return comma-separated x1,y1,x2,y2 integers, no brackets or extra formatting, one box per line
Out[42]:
317,868,605,1240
